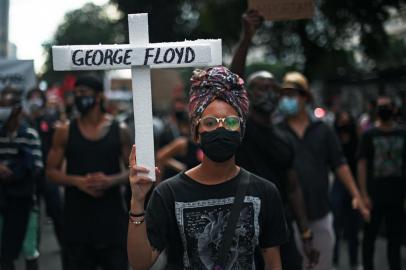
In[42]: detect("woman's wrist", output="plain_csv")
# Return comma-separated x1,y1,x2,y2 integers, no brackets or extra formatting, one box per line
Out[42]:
129,210,146,225
130,198,145,213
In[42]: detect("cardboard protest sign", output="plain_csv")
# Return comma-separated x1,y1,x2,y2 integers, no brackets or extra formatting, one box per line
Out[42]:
52,13,222,181
0,59,36,93
249,0,314,21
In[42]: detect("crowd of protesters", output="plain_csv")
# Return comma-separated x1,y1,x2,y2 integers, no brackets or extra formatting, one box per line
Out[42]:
0,9,405,270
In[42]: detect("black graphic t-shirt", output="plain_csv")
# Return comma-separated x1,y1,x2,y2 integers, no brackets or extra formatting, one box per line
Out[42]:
358,126,406,205
145,168,288,270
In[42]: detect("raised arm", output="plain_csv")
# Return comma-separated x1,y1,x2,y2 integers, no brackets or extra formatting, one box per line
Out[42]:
127,145,160,270
230,9,263,78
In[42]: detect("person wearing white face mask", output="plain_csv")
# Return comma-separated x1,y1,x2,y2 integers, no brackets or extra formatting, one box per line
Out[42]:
0,87,43,270
0,104,15,128
23,88,64,266
277,72,370,270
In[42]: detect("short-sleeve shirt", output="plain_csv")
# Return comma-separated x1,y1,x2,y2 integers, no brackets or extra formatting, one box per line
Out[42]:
145,168,288,270
236,117,294,210
358,126,406,205
278,119,347,221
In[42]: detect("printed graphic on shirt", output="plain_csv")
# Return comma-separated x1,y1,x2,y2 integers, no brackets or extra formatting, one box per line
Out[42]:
373,136,404,178
175,196,261,270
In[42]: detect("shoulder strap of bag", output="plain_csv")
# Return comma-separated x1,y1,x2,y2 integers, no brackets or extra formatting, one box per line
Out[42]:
214,169,251,270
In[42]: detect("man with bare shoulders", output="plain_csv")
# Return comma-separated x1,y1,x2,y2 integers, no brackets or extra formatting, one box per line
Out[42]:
46,74,131,270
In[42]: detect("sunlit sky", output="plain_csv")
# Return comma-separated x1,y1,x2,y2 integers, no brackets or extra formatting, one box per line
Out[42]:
9,0,109,73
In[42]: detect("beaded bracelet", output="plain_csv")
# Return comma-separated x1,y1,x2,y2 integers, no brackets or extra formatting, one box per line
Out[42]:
129,215,145,225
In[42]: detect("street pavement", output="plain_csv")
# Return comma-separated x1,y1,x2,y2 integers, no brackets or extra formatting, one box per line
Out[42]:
15,218,406,270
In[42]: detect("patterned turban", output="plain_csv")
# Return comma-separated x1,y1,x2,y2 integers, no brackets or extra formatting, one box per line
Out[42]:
188,66,249,140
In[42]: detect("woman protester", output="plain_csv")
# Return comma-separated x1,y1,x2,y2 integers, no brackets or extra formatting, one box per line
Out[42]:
127,66,288,270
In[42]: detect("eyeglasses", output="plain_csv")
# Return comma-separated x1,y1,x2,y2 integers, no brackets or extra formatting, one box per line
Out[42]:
197,115,241,132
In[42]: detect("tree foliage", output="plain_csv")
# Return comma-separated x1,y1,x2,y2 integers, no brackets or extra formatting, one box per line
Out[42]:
41,3,124,82
111,0,184,43
111,0,406,79
42,0,406,84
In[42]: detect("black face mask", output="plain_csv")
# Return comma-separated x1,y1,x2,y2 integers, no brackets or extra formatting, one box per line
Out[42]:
377,105,394,121
199,127,241,163
251,91,278,114
75,96,96,115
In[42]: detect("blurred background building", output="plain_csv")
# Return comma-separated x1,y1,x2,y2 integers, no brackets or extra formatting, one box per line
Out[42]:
0,0,10,58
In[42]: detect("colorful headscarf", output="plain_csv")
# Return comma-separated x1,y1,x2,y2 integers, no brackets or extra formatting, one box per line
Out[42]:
188,66,249,140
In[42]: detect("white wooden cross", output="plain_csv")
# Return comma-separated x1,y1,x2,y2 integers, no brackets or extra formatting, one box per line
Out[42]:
52,13,222,181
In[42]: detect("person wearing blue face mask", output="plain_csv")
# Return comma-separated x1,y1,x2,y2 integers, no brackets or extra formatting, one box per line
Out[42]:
278,95,299,116
277,72,370,270
277,73,310,117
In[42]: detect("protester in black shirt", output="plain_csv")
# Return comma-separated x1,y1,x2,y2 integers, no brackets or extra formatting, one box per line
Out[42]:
358,96,406,270
235,76,319,270
229,9,319,269
277,71,369,270
128,66,288,270
46,75,131,270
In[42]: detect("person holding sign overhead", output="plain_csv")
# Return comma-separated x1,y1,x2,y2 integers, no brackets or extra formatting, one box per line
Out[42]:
128,66,288,270
46,75,132,270
231,8,319,270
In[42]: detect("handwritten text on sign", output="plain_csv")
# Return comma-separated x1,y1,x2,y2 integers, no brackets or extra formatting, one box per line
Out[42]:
53,43,213,71
52,13,222,182
72,47,197,66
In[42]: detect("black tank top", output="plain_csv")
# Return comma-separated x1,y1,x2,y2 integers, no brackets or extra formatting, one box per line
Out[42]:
64,119,126,245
